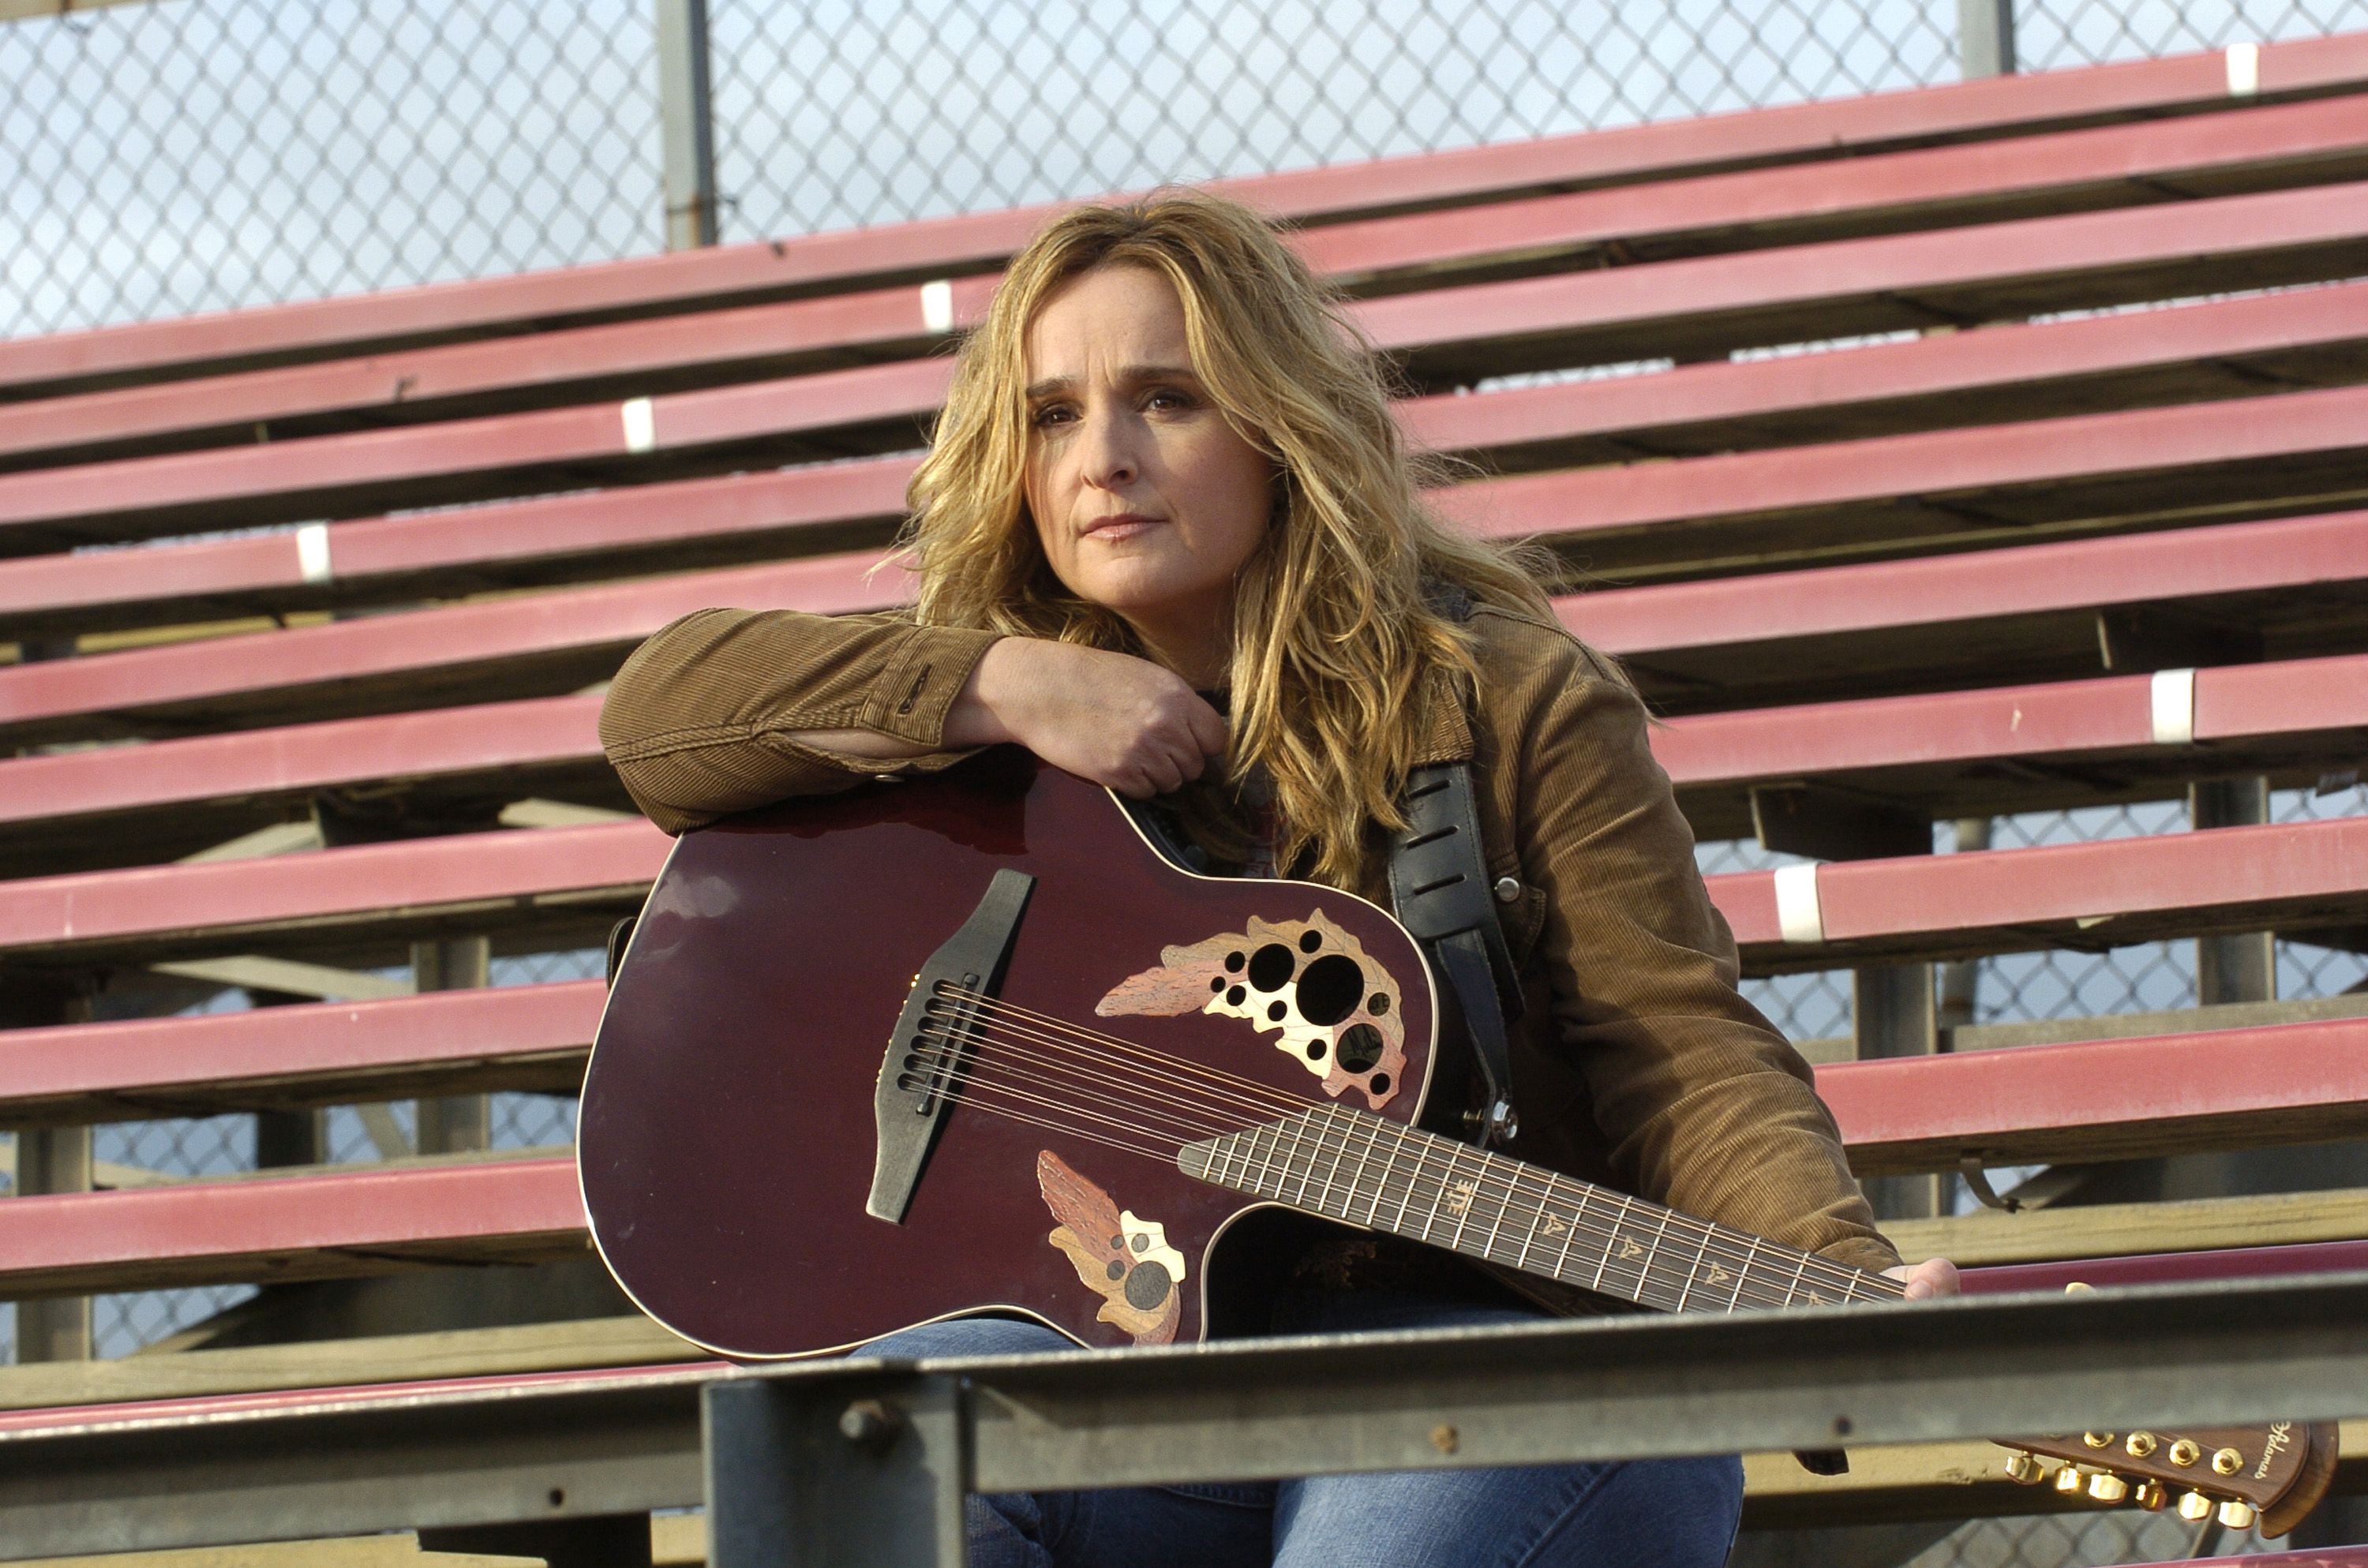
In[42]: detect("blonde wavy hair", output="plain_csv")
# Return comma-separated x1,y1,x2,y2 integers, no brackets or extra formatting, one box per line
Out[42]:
902,188,1555,887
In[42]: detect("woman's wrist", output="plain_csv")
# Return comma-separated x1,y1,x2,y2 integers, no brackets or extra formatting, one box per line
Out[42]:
944,636,1026,748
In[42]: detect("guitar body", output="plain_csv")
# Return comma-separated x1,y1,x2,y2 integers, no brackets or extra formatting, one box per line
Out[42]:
580,748,1440,1359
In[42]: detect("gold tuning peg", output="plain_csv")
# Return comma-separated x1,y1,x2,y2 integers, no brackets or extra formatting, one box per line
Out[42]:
2086,1472,2129,1503
2054,1465,2088,1495
2218,1499,2257,1532
2177,1491,2215,1521
2081,1431,2114,1449
2003,1452,2044,1484
2064,1281,2095,1293
2133,1480,2168,1511
2212,1447,2243,1476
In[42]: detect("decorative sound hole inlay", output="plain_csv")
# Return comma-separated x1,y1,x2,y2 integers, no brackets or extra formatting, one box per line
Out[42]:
1036,1151,1186,1345
1095,910,1406,1108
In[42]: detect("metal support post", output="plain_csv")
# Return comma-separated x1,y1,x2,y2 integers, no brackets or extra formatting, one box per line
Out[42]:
2193,777,2275,1007
1754,785,1945,1220
1853,963,1942,1221
657,0,718,250
1935,818,1990,1035
705,1371,969,1568
414,937,493,1154
8,980,91,1363
15,1127,92,1363
1958,0,2016,77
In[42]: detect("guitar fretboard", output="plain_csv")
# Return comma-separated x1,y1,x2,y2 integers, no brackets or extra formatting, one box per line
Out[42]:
1178,1106,1901,1314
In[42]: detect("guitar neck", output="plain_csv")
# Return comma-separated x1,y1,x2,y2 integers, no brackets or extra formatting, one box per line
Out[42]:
1179,1106,1901,1314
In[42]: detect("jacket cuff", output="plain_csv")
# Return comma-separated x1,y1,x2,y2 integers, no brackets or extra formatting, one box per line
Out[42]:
860,626,1003,746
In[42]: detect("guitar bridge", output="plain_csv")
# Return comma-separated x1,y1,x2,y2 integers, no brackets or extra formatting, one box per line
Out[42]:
865,867,1035,1222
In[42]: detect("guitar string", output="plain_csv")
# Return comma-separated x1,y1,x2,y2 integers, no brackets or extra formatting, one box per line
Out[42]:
916,999,1310,1125
931,1067,1886,1312
935,986,1901,1304
916,990,1896,1303
935,986,1328,1114
905,1013,1897,1308
910,1011,1897,1307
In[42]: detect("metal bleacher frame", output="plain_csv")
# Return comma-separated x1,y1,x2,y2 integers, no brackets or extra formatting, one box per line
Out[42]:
5,26,2368,1566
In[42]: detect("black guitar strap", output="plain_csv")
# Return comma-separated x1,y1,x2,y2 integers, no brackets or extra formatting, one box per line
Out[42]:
1388,760,1523,1148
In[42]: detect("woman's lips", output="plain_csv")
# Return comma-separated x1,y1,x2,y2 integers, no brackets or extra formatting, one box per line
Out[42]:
1082,514,1161,541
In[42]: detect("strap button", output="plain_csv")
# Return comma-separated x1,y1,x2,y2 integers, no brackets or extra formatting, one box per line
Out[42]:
1493,876,1521,904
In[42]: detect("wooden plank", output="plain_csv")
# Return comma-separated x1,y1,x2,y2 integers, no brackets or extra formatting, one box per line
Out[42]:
12,32,2364,401
0,1156,586,1298
10,181,2368,554
13,277,2368,645
1820,1016,2368,1175
12,95,2366,473
1662,649,2368,837
0,1315,699,1413
1576,507,2368,714
14,1537,543,1568
0,819,665,967
1722,814,2368,971
1886,1187,2368,1268
0,981,603,1130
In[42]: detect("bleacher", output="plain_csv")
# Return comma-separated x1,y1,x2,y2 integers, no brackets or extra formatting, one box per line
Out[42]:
5,29,2368,1564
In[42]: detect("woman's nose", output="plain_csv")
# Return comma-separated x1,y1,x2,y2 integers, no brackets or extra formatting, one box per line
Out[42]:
1079,404,1141,488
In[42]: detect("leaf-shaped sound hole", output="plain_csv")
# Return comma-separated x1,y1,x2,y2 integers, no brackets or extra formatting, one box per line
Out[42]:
1095,910,1407,1108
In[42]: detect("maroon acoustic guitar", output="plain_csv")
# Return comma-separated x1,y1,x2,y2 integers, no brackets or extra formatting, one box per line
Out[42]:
579,749,2332,1532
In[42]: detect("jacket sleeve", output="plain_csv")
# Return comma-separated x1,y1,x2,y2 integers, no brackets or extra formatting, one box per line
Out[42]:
598,608,1003,835
1504,626,1902,1275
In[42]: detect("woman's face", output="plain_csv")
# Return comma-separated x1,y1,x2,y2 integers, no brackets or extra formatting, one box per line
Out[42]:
1021,264,1275,681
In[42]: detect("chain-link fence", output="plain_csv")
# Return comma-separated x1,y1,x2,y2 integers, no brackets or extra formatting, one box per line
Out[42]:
10,0,2368,339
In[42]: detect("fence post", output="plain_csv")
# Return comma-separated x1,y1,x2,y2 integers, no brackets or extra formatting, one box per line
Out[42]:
1959,0,2016,77
657,0,719,249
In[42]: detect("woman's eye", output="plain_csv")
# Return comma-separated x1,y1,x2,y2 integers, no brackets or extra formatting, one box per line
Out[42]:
1030,404,1077,428
1146,387,1196,411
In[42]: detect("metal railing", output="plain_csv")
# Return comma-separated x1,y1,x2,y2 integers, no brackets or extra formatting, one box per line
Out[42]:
4,1271,2365,1562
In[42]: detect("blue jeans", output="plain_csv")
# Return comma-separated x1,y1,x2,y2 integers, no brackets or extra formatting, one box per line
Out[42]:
864,1292,1744,1567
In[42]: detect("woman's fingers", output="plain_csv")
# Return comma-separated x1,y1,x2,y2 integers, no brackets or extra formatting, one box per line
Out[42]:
1882,1257,1962,1300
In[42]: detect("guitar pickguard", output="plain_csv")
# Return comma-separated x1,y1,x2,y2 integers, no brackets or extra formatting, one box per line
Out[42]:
1094,910,1407,1109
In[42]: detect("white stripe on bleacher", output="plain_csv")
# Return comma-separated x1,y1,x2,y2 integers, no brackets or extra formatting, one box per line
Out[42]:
2227,42,2260,96
1774,863,1824,945
294,522,332,585
620,396,657,454
920,279,954,335
2150,668,2197,747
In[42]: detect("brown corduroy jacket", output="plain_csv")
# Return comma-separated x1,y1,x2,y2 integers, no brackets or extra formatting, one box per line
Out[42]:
599,603,1903,1276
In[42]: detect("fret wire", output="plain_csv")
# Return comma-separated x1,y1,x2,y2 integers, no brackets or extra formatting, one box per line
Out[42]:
1784,1251,1809,1307
1441,1143,1480,1254
1549,1182,1583,1282
1478,1158,1516,1263
1592,1194,1629,1295
1363,1116,1402,1229
1637,1208,1677,1311
1392,1122,1426,1236
1674,1225,1714,1312
1730,1237,1761,1313
1313,1113,1355,1218
1340,1117,1381,1224
1252,1120,1285,1199
1512,1188,1547,1272
1283,1113,1320,1208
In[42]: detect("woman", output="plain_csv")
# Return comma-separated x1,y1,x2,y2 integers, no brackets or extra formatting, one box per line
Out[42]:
601,189,1955,1567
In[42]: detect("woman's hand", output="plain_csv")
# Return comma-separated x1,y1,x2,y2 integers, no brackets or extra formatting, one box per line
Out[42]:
1883,1257,1961,1300
954,638,1229,798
